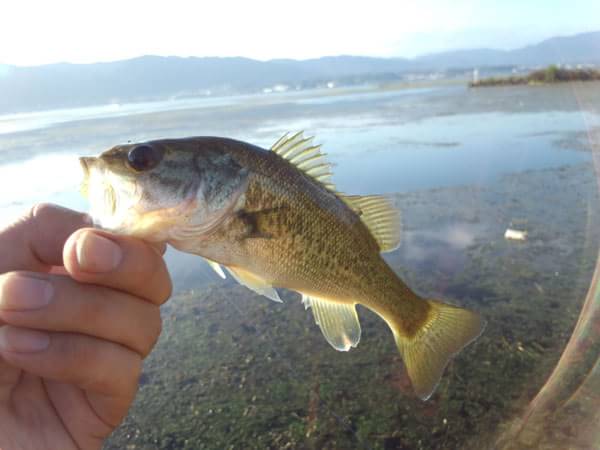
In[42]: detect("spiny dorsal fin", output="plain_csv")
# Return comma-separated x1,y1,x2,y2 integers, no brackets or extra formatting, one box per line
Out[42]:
301,293,361,351
271,132,335,191
271,132,401,252
341,194,401,253
226,266,282,303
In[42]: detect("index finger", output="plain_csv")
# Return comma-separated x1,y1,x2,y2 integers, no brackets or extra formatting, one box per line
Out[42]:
0,204,91,274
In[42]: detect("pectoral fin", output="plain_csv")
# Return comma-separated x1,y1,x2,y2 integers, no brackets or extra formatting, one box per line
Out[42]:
226,266,282,303
302,294,361,351
203,258,226,279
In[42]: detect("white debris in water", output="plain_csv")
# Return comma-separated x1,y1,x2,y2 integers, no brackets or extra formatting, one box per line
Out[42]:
504,228,528,241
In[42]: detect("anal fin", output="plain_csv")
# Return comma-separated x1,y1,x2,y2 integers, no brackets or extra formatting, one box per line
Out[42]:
302,294,361,351
227,266,282,303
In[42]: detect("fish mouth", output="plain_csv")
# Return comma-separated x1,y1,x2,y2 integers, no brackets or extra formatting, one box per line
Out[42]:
79,156,100,199
79,156,97,178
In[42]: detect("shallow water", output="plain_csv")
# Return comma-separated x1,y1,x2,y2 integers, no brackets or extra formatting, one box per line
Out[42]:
1,81,599,449
106,163,599,450
0,83,596,206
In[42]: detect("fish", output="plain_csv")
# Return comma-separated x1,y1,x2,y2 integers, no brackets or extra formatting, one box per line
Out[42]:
79,131,485,400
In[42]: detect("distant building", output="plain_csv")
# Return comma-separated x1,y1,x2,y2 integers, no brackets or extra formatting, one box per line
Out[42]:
262,84,289,94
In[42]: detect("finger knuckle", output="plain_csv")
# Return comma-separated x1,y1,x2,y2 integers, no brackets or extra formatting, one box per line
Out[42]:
160,275,173,303
130,355,143,383
144,252,172,303
120,353,143,395
149,308,163,347
80,288,110,323
28,203,56,221
53,334,88,377
50,333,143,398
138,307,162,356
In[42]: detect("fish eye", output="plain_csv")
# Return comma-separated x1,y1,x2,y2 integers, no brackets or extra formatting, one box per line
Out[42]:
127,144,163,172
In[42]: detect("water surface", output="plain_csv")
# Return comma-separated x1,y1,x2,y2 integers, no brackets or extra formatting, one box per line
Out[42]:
1,81,599,449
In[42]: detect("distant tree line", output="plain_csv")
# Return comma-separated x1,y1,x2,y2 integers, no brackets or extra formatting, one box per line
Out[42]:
470,65,600,87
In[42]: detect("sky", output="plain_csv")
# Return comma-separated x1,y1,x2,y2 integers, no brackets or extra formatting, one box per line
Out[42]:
1,0,599,66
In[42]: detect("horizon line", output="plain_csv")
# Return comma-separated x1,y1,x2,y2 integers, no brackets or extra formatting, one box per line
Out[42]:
2,29,598,69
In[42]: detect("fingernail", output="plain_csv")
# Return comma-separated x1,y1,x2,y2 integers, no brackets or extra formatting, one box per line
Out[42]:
76,232,123,273
0,326,50,353
0,275,53,311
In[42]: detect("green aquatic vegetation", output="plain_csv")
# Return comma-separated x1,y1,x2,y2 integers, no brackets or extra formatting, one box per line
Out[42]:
471,65,600,87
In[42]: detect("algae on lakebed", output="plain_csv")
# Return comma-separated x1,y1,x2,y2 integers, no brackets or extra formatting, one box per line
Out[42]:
104,162,598,450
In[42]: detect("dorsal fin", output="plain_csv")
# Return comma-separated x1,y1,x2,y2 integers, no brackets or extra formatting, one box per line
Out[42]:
271,131,335,191
341,195,401,252
271,132,401,252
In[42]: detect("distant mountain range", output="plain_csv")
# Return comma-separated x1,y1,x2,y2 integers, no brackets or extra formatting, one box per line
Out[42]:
1,31,599,114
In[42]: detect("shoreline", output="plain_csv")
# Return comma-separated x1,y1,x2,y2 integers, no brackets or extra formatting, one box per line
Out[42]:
470,66,600,88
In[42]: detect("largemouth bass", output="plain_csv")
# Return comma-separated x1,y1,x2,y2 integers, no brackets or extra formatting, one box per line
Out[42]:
79,132,484,400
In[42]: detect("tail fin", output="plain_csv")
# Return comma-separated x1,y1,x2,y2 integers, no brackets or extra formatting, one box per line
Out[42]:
393,299,485,400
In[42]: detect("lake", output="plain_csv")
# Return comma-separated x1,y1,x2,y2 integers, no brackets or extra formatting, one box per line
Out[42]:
1,83,597,228
1,81,599,449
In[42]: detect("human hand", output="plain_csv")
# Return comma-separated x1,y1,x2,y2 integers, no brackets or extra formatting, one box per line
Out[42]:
0,204,172,450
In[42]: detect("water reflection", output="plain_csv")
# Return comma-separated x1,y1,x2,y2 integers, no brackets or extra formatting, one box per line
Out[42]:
399,223,483,278
1,85,597,226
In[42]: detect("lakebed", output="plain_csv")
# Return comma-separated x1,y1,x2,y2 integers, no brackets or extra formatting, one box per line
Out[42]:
105,161,599,450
